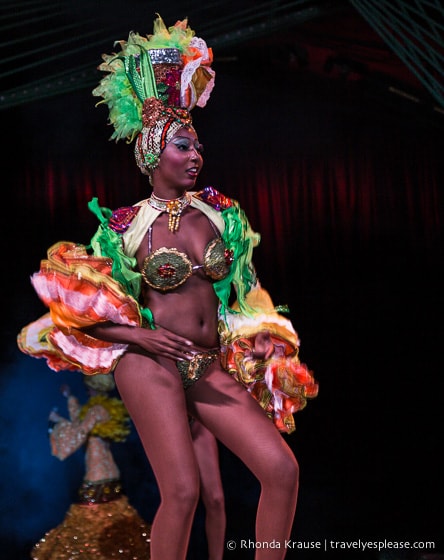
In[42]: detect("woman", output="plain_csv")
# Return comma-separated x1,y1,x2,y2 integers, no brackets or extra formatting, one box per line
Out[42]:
18,15,318,560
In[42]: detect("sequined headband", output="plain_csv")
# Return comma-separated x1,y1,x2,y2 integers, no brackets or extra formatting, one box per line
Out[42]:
134,101,194,175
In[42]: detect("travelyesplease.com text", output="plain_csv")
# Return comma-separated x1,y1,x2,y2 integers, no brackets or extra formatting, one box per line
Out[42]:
225,538,437,552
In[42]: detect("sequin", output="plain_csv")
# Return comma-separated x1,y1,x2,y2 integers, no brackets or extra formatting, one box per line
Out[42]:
31,495,151,559
176,349,220,389
194,186,234,211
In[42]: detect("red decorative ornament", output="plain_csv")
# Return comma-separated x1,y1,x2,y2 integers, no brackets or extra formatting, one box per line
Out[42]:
157,263,176,278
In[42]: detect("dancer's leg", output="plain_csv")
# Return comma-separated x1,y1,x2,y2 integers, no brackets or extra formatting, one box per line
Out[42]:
114,352,200,560
187,366,299,560
191,419,226,560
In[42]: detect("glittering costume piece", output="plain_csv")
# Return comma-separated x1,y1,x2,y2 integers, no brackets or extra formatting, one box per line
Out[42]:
78,478,123,504
142,218,233,292
176,349,220,389
148,191,192,232
32,381,151,559
31,495,151,560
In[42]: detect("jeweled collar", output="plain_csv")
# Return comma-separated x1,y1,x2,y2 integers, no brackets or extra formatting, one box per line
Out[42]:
147,192,191,232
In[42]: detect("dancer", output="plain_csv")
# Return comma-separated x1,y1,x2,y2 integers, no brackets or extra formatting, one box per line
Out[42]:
19,15,318,560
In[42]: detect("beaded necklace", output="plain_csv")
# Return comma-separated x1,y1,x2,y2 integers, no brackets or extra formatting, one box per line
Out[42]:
148,192,191,232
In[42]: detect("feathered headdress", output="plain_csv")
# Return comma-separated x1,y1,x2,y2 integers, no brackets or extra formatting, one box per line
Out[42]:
93,14,215,174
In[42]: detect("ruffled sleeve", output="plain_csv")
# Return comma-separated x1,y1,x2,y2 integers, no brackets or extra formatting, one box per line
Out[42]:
219,283,318,434
18,241,142,375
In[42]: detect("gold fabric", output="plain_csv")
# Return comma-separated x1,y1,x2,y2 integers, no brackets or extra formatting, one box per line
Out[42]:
31,495,151,560
176,349,220,389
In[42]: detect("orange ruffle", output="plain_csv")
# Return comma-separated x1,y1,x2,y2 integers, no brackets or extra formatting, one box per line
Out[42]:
32,241,140,329
221,333,318,434
18,242,141,375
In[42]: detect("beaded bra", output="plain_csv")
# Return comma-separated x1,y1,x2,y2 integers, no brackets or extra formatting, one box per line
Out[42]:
141,227,233,292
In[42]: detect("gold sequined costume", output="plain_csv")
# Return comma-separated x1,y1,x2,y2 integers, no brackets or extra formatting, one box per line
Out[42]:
32,381,151,559
31,495,151,559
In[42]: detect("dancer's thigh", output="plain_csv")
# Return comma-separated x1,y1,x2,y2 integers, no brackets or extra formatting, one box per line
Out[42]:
114,351,198,482
186,365,296,479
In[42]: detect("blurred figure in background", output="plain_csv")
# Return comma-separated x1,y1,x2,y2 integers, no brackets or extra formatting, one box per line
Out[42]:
32,374,151,560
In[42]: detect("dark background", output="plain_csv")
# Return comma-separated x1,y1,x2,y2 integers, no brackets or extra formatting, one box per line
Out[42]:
1,2,443,559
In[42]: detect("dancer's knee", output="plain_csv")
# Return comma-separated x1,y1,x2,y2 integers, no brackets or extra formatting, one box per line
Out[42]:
202,488,225,514
264,450,299,491
163,478,200,514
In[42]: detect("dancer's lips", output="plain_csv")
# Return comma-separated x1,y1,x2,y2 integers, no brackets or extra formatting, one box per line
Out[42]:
187,167,199,177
